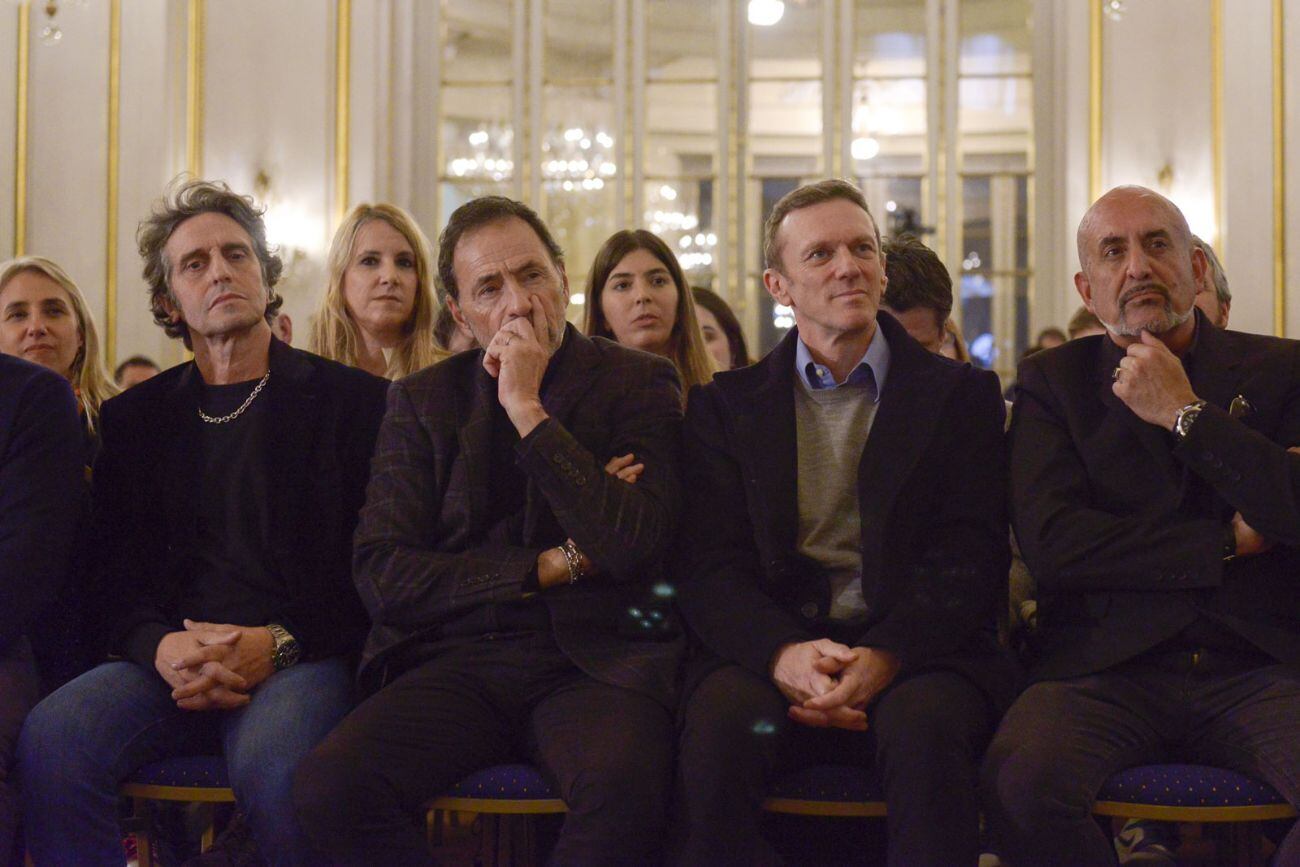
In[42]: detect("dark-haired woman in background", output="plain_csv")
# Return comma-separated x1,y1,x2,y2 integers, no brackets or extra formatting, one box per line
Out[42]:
584,230,715,401
691,286,750,370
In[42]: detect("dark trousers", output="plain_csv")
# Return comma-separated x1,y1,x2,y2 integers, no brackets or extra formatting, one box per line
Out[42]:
673,663,995,866
293,632,674,866
0,639,39,865
981,649,1300,866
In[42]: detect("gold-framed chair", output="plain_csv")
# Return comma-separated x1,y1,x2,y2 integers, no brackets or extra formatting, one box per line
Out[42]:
1091,764,1298,867
119,755,235,867
760,764,887,818
426,764,567,867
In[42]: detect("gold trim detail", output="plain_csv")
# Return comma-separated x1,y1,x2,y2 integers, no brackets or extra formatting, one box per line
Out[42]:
1089,0,1102,202
106,0,121,367
428,797,568,815
334,0,351,227
121,783,235,804
14,1,29,256
186,0,204,177
1274,0,1287,337
1093,800,1297,823
762,798,888,818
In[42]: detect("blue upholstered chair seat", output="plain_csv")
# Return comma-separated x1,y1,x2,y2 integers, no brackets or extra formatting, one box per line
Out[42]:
767,764,885,802
761,764,887,817
1096,764,1289,809
438,764,561,803
125,755,230,790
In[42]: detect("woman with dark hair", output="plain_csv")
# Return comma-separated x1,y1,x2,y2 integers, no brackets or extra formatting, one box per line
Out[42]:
691,286,750,370
584,230,716,400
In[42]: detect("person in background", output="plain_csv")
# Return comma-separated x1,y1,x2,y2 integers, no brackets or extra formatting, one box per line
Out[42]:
310,202,444,379
16,178,389,867
113,355,162,389
940,318,971,363
881,234,952,354
0,355,83,864
0,256,119,464
584,229,716,399
1030,326,1067,353
1067,305,1106,339
692,286,751,370
433,300,477,353
1191,234,1231,328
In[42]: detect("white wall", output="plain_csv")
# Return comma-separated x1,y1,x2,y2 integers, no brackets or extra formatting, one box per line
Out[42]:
1045,0,1291,338
10,0,1300,375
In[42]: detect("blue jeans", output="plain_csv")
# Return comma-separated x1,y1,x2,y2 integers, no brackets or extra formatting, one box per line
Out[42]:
18,657,353,867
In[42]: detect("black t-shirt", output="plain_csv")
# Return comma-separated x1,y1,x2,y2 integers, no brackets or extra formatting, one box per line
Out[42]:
182,376,289,626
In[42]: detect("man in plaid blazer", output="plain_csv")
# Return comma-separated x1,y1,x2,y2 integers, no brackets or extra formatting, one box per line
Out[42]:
295,196,685,866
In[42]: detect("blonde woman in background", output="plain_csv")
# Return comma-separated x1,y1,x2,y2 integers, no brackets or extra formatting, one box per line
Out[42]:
0,256,118,463
583,229,716,403
310,203,444,378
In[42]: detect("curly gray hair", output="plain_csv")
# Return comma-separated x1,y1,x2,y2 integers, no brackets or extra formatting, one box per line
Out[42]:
137,177,283,348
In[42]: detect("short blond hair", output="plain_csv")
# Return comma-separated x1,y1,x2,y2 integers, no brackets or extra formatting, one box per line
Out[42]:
310,203,444,379
0,256,119,431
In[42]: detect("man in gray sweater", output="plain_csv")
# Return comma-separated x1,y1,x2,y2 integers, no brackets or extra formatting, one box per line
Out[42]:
672,179,1019,865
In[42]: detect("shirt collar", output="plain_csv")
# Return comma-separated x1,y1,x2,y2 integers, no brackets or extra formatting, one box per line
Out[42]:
794,324,890,402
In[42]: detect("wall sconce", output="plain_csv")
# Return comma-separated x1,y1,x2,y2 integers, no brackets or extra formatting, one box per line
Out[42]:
253,169,326,287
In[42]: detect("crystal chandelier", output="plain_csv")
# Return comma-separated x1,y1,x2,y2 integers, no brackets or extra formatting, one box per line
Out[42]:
7,0,82,45
444,124,618,194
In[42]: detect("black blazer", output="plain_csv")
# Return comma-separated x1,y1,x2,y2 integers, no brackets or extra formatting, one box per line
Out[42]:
94,338,388,668
0,355,84,651
353,326,686,708
676,312,1019,710
1011,310,1300,681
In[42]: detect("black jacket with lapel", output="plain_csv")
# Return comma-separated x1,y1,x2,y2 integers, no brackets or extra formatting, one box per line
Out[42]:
95,338,388,667
1012,310,1300,681
354,326,686,708
676,312,1019,709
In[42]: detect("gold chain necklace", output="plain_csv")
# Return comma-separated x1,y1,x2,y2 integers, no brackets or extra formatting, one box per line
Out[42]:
198,371,271,424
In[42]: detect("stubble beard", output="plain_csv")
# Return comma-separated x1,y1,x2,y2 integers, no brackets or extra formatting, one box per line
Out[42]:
1101,288,1193,338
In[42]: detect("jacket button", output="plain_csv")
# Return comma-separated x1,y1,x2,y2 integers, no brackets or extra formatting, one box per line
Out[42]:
800,602,818,619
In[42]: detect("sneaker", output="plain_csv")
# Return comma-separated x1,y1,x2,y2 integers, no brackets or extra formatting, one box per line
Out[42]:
1114,818,1179,865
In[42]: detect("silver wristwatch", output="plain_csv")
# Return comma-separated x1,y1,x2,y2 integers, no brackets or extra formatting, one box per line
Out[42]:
266,622,301,671
1173,399,1208,440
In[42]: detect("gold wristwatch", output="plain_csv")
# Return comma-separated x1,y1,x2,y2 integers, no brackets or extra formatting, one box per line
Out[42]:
266,623,301,671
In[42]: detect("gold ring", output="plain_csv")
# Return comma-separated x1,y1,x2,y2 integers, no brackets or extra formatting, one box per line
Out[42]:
1112,365,1122,381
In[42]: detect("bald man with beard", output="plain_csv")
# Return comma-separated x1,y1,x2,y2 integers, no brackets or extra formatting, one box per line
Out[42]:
981,185,1300,864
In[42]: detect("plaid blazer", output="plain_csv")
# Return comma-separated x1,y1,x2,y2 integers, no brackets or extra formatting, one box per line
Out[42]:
354,325,686,708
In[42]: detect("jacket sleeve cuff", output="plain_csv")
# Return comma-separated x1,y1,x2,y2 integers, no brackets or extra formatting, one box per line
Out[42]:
121,621,173,670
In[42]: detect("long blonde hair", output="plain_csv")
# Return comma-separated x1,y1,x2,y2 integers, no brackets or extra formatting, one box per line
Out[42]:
310,203,444,378
0,256,120,431
583,230,717,402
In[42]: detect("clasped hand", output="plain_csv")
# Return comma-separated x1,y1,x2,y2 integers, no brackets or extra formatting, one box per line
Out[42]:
153,619,276,711
771,639,900,731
